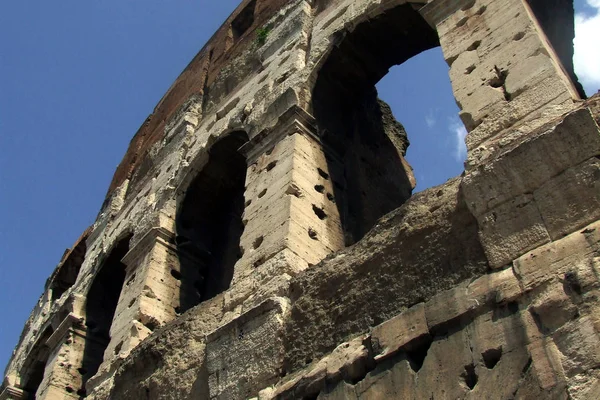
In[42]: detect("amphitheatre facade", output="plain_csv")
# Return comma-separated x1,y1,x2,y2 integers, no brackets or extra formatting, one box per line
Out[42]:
3,0,600,398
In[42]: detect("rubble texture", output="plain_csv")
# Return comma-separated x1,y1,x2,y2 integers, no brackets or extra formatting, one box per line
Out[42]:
3,0,600,399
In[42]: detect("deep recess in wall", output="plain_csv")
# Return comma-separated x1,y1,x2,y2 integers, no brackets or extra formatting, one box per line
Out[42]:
175,131,248,313
19,328,54,398
312,3,441,246
79,235,131,395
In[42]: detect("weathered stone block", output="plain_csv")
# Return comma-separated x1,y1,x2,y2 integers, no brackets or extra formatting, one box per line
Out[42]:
463,108,600,217
371,303,428,361
478,194,551,268
513,220,600,292
206,298,289,399
535,157,600,240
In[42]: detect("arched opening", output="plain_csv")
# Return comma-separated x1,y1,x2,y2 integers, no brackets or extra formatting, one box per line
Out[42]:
19,328,54,399
377,48,465,192
49,232,88,301
79,235,131,394
311,4,443,245
175,131,248,313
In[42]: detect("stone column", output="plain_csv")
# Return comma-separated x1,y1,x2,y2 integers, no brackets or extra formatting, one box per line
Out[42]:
231,106,345,291
35,314,86,400
87,212,180,392
420,0,581,168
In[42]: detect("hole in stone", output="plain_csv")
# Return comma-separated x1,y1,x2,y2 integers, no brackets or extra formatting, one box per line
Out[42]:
467,40,481,51
128,298,136,308
456,17,468,27
465,64,476,74
513,31,526,41
406,336,433,372
476,5,487,15
462,364,478,389
258,188,267,198
170,269,182,280
461,0,476,10
253,256,265,268
326,192,335,203
285,185,302,198
564,271,582,295
266,147,274,155
66,386,74,393
125,273,136,286
265,161,277,171
317,168,329,180
482,347,502,369
308,228,319,240
314,184,325,193
253,236,264,249
114,342,123,355
174,306,182,315
143,319,159,332
305,358,313,365
245,199,252,207
312,205,327,220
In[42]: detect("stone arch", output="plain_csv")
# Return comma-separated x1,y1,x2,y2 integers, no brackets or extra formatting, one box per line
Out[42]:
310,2,442,245
175,130,249,313
79,234,132,395
18,327,54,399
47,230,90,302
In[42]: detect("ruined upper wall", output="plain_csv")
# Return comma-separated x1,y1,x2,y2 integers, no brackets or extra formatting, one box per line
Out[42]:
105,0,292,199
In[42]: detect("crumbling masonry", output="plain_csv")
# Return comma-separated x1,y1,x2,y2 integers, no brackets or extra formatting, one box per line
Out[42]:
3,0,600,398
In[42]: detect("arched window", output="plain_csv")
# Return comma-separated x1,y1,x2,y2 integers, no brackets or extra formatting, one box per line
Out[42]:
311,4,445,246
49,231,88,301
175,131,248,313
19,327,54,399
79,235,131,395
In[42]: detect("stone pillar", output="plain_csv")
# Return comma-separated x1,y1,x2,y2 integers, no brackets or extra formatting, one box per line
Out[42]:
87,212,180,391
35,314,86,400
421,0,581,168
232,106,345,288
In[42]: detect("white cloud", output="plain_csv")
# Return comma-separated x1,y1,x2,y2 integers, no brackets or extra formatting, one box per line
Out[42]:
425,110,436,128
574,0,600,95
449,118,467,162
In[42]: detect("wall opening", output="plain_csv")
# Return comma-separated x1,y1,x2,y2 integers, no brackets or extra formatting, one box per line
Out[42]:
48,233,88,301
311,4,442,246
377,48,466,193
19,328,54,399
232,0,257,41
79,235,131,395
175,131,248,313
525,0,586,98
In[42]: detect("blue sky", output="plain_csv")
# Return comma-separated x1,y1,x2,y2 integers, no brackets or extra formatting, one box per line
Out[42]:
1,0,598,372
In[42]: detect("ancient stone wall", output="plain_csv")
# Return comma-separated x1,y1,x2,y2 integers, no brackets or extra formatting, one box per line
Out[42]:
3,0,599,399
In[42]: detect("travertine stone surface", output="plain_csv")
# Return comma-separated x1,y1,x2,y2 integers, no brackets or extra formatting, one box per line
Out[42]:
3,0,599,399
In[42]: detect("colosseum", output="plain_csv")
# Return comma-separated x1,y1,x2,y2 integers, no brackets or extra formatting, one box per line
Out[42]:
2,0,600,398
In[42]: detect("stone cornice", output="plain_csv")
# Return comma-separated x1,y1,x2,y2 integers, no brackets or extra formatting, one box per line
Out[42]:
46,313,84,350
240,105,319,163
121,227,176,269
0,386,26,400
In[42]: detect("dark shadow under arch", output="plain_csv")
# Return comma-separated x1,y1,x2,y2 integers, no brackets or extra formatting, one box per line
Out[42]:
20,327,54,399
175,131,249,313
79,235,131,396
312,3,440,245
